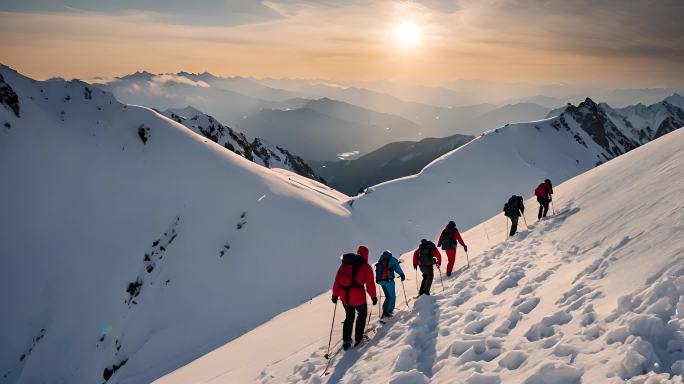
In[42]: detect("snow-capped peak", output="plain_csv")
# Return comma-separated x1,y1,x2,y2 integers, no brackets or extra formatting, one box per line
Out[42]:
665,93,684,109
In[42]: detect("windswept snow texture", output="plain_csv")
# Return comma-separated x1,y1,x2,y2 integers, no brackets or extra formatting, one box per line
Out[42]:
196,127,682,384
161,106,323,182
0,65,358,384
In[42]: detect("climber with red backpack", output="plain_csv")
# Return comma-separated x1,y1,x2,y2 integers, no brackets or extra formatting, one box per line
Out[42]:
412,239,442,296
332,245,378,350
374,250,405,319
437,221,468,277
534,179,554,219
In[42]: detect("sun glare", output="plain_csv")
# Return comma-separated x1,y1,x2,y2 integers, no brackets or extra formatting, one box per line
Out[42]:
394,22,422,47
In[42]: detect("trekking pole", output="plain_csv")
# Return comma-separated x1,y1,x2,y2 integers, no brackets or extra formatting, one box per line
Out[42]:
415,268,419,291
366,294,373,331
400,279,409,308
551,200,556,215
465,250,471,269
324,301,338,359
378,288,382,319
522,214,529,230
437,266,445,292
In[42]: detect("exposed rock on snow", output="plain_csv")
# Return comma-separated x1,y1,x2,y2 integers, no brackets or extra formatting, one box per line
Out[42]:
0,73,20,117
160,107,324,182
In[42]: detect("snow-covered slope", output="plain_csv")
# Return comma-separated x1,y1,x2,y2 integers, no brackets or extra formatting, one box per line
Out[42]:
0,65,361,384
348,96,684,256
160,106,323,182
159,127,684,384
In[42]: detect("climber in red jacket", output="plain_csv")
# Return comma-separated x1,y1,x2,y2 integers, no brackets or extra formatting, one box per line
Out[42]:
332,245,378,350
534,179,554,219
437,221,468,276
412,239,442,295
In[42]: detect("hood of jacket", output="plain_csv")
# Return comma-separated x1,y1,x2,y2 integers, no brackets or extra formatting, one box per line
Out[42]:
378,250,392,261
357,245,369,262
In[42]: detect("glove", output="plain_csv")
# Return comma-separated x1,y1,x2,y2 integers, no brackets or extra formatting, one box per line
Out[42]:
400,275,406,281
372,297,378,305
463,245,468,252
331,296,338,304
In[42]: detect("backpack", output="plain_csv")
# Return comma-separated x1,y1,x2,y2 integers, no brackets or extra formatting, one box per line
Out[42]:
440,227,455,249
535,183,546,198
419,242,434,266
379,258,390,281
339,253,364,290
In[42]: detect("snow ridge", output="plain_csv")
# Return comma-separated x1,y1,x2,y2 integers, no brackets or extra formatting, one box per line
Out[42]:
251,129,684,384
161,107,324,182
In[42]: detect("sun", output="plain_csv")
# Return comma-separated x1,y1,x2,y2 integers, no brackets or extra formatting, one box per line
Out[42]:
393,22,422,47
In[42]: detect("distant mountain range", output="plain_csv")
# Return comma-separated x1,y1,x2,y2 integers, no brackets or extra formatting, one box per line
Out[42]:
95,71,556,160
314,133,474,195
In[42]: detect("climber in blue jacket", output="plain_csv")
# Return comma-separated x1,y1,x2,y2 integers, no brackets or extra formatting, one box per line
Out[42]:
374,250,406,319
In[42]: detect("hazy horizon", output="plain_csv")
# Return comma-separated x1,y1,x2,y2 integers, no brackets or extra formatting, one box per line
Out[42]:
1,0,682,88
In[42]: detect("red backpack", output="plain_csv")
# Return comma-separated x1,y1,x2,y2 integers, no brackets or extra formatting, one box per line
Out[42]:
379,259,390,281
534,183,546,198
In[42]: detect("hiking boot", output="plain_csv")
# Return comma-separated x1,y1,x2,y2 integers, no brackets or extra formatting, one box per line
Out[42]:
343,341,352,351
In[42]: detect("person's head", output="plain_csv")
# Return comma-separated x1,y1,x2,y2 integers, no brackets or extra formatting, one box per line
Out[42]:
357,245,369,261
420,238,428,244
448,221,456,228
381,250,392,259
545,179,551,186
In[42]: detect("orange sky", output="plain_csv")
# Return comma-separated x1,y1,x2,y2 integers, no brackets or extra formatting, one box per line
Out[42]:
0,1,682,87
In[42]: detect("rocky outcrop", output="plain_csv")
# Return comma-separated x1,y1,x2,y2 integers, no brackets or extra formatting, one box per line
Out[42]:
0,73,20,117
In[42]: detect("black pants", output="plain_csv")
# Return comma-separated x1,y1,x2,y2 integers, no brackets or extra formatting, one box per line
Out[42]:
343,304,367,343
419,265,434,295
509,216,519,236
537,197,550,218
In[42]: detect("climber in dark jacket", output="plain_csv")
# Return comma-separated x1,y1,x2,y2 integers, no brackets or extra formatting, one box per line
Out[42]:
412,239,442,295
504,195,525,236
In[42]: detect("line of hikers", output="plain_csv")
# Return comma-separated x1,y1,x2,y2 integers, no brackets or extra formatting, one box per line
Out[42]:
503,179,554,236
329,179,555,351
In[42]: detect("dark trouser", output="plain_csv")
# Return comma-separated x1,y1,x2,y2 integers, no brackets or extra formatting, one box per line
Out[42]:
509,216,519,236
343,304,368,343
537,197,550,218
419,265,434,295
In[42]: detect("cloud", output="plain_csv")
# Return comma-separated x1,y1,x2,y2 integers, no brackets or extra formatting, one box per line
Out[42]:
150,74,210,88
0,0,682,87
0,0,284,26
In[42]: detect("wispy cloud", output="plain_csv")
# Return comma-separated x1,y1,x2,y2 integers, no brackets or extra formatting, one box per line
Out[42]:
0,0,682,87
151,74,210,88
